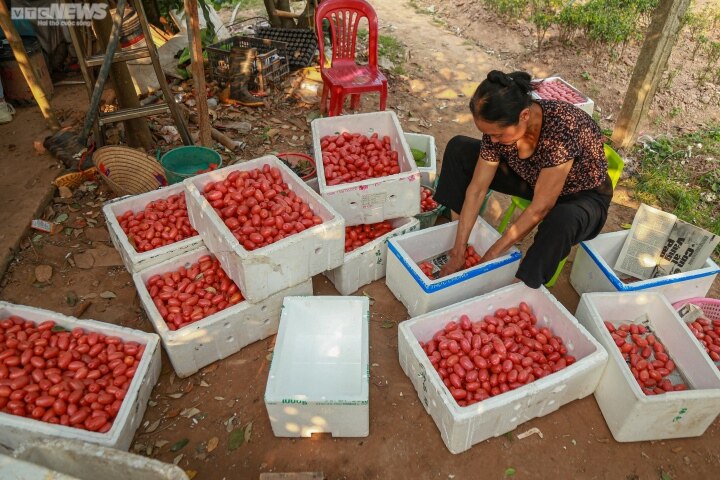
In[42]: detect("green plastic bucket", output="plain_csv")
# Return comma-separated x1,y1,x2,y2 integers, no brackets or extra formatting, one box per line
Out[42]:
159,146,223,184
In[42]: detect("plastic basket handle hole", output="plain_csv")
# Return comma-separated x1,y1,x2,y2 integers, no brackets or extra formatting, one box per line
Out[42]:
261,305,268,312
315,246,323,255
263,318,271,325
349,201,357,209
224,322,231,329
226,336,234,343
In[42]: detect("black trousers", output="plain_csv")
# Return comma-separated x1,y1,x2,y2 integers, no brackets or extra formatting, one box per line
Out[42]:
434,135,613,288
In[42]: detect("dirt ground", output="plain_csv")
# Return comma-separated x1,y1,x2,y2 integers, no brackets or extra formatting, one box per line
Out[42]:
1,1,720,479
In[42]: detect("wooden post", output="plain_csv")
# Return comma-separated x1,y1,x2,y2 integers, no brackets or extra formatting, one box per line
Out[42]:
610,0,691,149
184,0,212,147
93,0,153,149
0,0,60,130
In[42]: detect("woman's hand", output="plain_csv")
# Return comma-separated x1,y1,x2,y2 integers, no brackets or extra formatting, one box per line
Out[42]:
480,244,502,264
440,246,466,277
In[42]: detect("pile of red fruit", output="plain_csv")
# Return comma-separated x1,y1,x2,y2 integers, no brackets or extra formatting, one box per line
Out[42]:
533,80,586,104
195,163,219,174
420,303,576,406
420,186,439,213
0,316,145,432
344,221,394,253
117,194,197,253
418,245,482,279
605,321,688,395
320,132,401,186
202,165,323,251
147,255,244,331
686,315,720,366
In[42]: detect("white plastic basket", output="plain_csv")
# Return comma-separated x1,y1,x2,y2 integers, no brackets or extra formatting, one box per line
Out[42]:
386,218,521,316
325,217,420,295
311,111,421,226
133,245,313,378
102,183,203,274
0,302,161,451
398,283,607,454
569,231,719,304
575,292,720,442
404,132,437,188
531,76,594,116
184,155,344,303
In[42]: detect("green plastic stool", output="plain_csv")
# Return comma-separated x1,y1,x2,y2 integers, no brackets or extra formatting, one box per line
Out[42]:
496,144,625,287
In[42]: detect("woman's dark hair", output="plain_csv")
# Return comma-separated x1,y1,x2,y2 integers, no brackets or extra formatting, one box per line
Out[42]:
469,70,534,126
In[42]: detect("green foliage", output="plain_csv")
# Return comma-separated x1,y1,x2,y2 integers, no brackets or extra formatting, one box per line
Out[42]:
632,126,720,254
529,0,562,49
483,0,528,22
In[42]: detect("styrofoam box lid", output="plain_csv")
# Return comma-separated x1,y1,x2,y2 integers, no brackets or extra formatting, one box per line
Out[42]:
184,155,344,257
580,231,720,291
311,111,419,193
578,292,720,399
102,183,201,266
0,302,160,445
266,296,369,404
400,283,605,418
388,218,522,293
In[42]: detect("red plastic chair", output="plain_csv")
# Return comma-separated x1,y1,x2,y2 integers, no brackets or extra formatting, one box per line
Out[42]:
315,0,388,116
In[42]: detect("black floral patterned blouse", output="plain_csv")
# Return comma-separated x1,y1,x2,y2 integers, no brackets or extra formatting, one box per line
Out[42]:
478,100,608,196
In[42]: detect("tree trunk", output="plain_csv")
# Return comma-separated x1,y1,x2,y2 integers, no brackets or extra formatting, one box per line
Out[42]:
610,0,692,150
184,0,212,147
93,1,152,149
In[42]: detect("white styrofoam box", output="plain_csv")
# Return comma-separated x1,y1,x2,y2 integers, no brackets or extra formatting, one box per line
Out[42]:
398,283,608,454
0,453,79,479
311,111,421,226
184,155,344,303
12,439,188,480
404,132,437,188
575,292,720,442
0,302,161,451
570,231,720,304
102,183,203,274
386,218,522,317
532,76,595,116
325,217,420,295
133,245,313,378
265,296,369,437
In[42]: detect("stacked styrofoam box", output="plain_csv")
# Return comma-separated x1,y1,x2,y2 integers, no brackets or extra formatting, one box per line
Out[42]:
184,155,344,303
103,183,203,274
532,76,595,116
265,296,369,437
575,292,720,442
404,132,437,188
0,302,161,451
386,218,522,317
398,283,608,454
311,111,421,226
325,217,420,295
133,246,313,378
11,439,189,480
570,231,720,304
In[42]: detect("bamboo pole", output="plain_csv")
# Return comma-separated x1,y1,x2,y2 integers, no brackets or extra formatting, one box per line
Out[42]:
183,0,212,147
0,0,60,130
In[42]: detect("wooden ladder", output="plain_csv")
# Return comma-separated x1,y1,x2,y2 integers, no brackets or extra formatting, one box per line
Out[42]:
65,0,192,146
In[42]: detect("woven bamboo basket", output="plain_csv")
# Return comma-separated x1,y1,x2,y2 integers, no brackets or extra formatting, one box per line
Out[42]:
94,146,168,196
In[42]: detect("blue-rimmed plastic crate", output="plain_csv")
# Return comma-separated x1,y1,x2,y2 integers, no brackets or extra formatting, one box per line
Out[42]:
570,231,720,304
385,217,521,317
